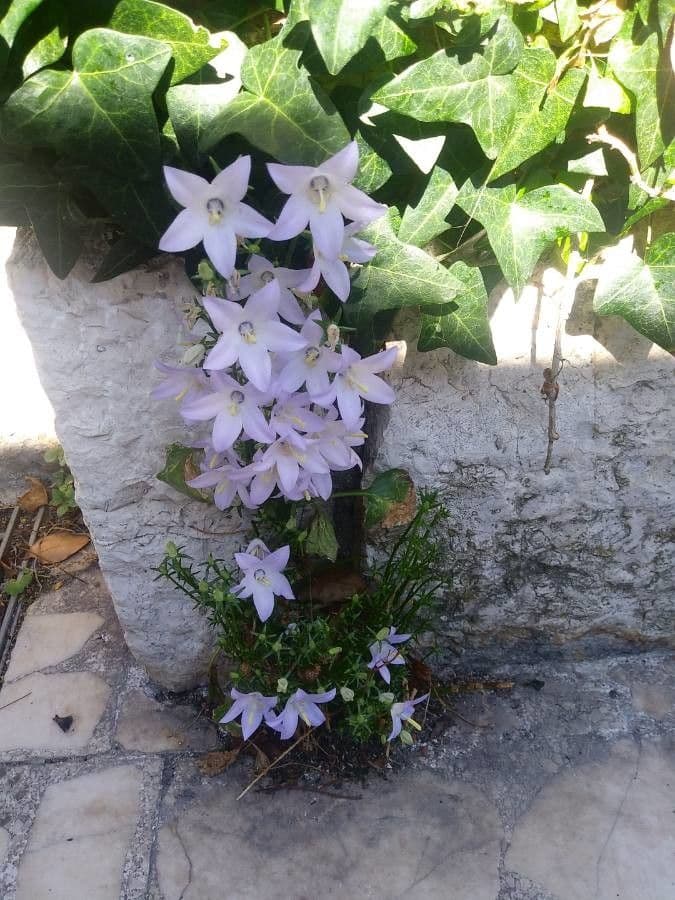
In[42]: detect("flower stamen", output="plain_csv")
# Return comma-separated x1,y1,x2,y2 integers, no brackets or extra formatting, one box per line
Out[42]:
238,321,257,344
309,174,330,213
206,197,225,226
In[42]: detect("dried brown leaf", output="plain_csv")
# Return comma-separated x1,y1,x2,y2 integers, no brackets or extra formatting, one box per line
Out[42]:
29,532,90,564
197,749,241,776
18,477,48,512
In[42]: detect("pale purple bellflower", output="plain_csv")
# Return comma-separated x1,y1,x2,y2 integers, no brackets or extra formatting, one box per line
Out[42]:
219,688,278,740
277,311,342,399
298,222,377,301
180,371,274,450
367,627,412,684
239,254,312,325
388,693,429,741
159,157,273,278
234,543,294,621
267,141,386,259
267,688,337,739
316,345,398,426
202,282,307,390
151,361,209,403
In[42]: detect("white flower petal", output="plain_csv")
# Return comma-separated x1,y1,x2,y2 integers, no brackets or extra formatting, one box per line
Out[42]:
203,226,237,277
239,342,272,390
320,141,359,183
267,162,314,194
319,255,351,301
232,202,273,238
159,209,204,252
212,155,251,201
338,184,387,224
309,205,344,258
163,166,209,207
269,194,311,241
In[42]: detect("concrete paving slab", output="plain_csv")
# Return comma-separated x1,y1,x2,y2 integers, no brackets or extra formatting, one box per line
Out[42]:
4,612,104,681
0,672,110,753
505,737,675,900
115,689,219,752
155,763,502,900
15,765,142,900
0,826,8,863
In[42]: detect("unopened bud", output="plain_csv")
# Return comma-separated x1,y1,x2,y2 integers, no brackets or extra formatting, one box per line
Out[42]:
400,729,414,746
339,686,355,702
326,323,340,349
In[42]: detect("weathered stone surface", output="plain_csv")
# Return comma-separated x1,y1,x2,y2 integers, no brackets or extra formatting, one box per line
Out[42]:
505,738,675,899
15,765,142,900
374,274,675,660
115,689,218,752
156,766,502,899
0,672,110,753
0,827,9,863
4,612,104,681
631,682,675,720
7,230,248,690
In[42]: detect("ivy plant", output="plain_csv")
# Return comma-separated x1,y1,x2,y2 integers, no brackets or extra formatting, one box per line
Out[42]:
0,0,673,357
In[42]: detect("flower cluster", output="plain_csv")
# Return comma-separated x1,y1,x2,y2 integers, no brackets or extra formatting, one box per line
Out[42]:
153,143,397,511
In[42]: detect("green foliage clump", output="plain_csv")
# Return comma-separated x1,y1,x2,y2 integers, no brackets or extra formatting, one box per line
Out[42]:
157,491,449,744
0,0,672,354
43,446,77,516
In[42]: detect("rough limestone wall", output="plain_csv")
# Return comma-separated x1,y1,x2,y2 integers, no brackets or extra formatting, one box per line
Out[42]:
373,270,675,663
7,231,246,691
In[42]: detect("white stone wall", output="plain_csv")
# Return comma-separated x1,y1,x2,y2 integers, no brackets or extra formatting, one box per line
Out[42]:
7,231,245,690
374,272,675,661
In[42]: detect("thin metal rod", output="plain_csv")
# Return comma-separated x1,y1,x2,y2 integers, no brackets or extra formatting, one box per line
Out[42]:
0,506,20,562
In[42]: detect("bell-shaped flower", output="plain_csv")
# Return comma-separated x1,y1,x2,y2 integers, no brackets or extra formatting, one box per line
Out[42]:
388,693,429,741
267,688,336,740
233,543,294,622
219,689,278,740
313,408,365,470
239,254,311,325
267,141,386,259
317,345,397,426
180,372,274,451
270,392,327,439
187,459,256,510
159,157,273,278
367,627,412,684
298,222,377,301
151,361,209,403
250,432,329,502
203,282,307,391
277,312,342,399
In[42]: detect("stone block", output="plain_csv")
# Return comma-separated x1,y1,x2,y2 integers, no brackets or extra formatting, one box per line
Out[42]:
4,612,104,681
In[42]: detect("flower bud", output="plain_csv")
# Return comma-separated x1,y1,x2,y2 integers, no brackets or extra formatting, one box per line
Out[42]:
379,692,395,705
400,729,414,746
197,260,215,282
339,686,355,702
277,677,288,693
375,626,390,641
165,541,178,558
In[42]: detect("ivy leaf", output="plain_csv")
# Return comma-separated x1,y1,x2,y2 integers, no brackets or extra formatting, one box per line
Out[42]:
456,179,605,297
108,0,222,85
201,38,349,165
82,169,173,245
10,0,69,81
0,0,44,74
166,33,247,166
488,48,586,182
307,0,390,75
364,469,414,528
0,161,82,278
92,235,156,283
555,0,581,41
399,165,457,247
2,29,171,176
593,234,674,353
157,443,209,503
418,261,496,364
372,14,416,62
348,209,463,322
372,17,523,159
353,131,392,193
609,32,674,169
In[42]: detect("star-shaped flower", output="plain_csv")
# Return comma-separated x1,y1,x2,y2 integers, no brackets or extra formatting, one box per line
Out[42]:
298,222,377,301
367,627,412,684
180,372,274,451
187,458,255,510
316,345,398,426
151,361,209,403
159,157,273,277
219,689,278,740
202,282,307,391
234,543,294,621
267,141,386,259
267,688,336,740
388,693,429,742
277,311,342,399
239,254,312,325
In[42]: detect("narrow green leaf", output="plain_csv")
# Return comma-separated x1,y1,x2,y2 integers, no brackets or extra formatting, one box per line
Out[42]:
593,235,674,353
157,443,209,502
201,38,349,164
488,48,586,181
109,0,222,85
418,261,496,364
399,165,457,247
372,17,523,159
456,179,605,297
2,29,171,176
307,0,389,75
609,32,674,169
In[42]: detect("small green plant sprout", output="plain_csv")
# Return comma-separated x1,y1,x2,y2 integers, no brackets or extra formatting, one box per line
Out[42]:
158,491,449,746
3,570,33,598
43,446,78,517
